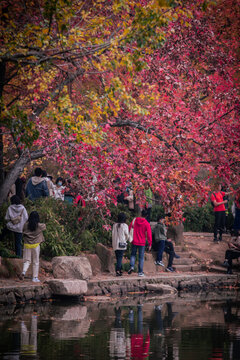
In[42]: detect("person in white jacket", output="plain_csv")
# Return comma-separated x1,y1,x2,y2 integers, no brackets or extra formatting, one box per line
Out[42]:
112,212,129,276
4,195,28,257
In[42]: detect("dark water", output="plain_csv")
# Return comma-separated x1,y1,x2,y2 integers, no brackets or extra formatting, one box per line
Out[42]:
0,292,240,360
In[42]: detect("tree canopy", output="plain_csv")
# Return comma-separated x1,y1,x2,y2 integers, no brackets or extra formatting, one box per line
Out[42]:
0,0,239,218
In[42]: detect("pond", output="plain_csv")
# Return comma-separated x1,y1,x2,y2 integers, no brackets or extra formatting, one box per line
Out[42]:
0,291,239,360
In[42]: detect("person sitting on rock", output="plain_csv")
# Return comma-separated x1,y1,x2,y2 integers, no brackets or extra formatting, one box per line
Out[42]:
223,235,240,274
153,215,180,272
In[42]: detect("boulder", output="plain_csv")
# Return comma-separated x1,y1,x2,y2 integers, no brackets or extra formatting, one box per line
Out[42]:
85,254,102,276
52,256,92,280
95,243,115,273
46,279,88,296
146,283,177,294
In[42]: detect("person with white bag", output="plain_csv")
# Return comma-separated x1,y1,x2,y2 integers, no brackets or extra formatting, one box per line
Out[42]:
112,213,129,276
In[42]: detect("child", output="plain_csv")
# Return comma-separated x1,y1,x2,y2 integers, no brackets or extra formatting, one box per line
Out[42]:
153,215,179,272
112,213,129,276
4,195,28,257
19,211,46,282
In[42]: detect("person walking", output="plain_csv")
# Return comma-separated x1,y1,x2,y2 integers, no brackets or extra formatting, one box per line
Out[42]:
128,209,152,277
4,195,28,257
25,167,49,201
19,211,46,282
112,213,129,276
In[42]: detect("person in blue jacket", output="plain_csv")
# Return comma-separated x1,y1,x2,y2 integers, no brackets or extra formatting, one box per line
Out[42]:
25,167,49,201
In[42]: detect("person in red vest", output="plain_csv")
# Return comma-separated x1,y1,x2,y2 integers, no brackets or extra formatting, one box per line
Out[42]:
211,184,232,243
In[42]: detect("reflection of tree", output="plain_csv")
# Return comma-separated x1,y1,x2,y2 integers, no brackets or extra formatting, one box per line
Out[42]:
20,315,37,357
128,305,150,360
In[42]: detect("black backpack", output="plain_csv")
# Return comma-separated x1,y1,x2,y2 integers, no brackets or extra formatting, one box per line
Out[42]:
211,193,216,207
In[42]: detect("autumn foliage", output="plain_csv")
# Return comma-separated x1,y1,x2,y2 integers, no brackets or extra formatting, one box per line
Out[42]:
0,0,239,219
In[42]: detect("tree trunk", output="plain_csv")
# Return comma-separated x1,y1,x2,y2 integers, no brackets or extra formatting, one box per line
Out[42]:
0,148,45,205
167,223,184,245
0,60,6,188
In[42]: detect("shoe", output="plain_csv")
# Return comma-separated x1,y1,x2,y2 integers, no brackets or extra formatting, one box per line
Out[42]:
155,261,165,267
166,267,174,272
116,271,122,276
223,260,229,267
32,277,40,282
227,268,233,275
128,267,134,275
213,239,219,244
138,272,145,277
174,253,180,259
155,305,163,311
18,273,25,280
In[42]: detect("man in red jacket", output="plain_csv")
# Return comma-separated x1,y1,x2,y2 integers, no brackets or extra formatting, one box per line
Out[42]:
128,209,152,277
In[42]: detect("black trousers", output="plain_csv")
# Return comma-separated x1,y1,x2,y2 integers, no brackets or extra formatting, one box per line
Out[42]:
225,249,240,269
164,241,174,268
214,211,226,240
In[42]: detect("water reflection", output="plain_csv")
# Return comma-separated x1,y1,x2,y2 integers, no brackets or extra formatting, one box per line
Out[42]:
20,316,37,357
0,293,240,360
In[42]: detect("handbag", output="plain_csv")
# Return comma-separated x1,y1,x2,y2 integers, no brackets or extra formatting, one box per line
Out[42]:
10,209,24,225
119,242,127,249
129,218,136,243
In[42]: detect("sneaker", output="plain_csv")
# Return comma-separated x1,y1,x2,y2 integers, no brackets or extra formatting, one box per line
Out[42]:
223,260,229,267
166,267,174,272
32,277,40,282
174,253,180,259
138,272,145,277
18,273,25,280
128,267,134,275
116,271,122,276
155,261,165,267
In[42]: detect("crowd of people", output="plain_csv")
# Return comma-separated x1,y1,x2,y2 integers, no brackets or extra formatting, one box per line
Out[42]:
112,209,180,277
2,167,84,282
2,167,240,280
9,167,79,203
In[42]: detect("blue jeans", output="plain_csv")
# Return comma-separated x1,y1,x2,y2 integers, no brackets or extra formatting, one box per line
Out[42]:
14,232,23,257
130,244,145,273
115,250,124,272
156,240,165,262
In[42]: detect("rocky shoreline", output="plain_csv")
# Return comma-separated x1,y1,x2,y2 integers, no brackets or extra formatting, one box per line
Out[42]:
0,273,239,305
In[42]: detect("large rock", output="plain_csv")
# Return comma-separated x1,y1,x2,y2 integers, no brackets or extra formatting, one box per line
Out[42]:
46,279,88,296
50,304,90,339
85,254,102,276
95,243,115,273
146,283,177,294
52,256,92,280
